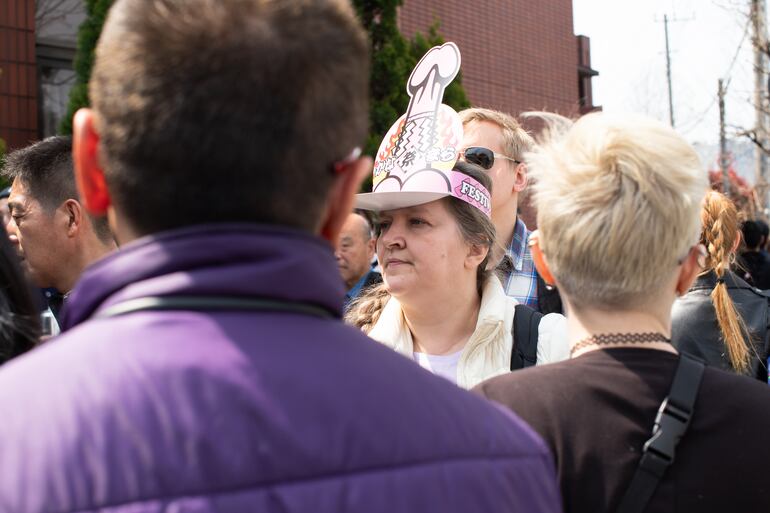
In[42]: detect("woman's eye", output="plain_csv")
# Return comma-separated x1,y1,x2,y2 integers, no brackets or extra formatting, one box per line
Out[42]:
409,218,426,226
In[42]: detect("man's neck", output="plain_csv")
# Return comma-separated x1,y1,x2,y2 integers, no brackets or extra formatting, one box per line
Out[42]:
59,238,117,293
491,211,519,266
401,280,481,356
346,270,368,290
492,201,519,251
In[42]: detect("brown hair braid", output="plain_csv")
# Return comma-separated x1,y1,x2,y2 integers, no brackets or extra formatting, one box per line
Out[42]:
700,191,752,373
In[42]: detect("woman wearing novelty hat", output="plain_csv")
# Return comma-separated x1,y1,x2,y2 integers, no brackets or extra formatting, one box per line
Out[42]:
345,43,569,389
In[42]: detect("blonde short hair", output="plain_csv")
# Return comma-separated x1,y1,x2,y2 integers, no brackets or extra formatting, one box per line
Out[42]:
459,108,534,161
528,112,708,308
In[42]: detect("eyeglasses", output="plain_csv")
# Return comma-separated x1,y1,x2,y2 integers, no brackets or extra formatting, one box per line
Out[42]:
461,147,521,170
331,147,362,175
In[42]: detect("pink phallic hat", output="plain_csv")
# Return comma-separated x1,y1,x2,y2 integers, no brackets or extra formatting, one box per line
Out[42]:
355,42,491,218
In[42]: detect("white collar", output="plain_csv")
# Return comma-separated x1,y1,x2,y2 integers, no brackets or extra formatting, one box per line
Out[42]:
368,275,508,356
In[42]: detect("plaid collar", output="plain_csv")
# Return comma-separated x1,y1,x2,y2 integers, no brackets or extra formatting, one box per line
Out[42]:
505,218,530,272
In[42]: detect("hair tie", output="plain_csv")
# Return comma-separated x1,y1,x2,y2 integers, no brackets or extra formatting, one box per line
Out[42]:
716,277,725,285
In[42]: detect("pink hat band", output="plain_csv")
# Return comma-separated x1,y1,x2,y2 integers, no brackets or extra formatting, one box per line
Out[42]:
450,170,492,217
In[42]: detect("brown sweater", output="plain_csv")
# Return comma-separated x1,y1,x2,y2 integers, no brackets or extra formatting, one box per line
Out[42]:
475,348,770,513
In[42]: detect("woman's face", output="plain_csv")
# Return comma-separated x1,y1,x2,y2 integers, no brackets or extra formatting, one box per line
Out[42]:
377,200,479,302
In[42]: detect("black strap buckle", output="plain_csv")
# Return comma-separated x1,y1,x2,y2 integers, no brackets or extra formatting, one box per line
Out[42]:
640,396,692,474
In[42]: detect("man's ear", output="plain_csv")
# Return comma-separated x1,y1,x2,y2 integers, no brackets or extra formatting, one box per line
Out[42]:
512,162,528,193
676,245,704,296
61,199,83,238
72,108,112,216
366,236,376,259
320,156,372,244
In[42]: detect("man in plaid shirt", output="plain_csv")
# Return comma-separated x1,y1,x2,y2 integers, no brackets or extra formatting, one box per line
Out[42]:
459,108,562,314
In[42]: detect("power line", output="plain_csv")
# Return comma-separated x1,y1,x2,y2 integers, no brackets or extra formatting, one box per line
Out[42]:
678,15,751,135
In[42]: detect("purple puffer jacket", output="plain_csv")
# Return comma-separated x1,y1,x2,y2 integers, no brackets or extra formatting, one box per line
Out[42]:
0,225,561,513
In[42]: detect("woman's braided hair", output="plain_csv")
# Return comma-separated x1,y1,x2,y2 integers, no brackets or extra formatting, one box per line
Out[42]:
700,191,752,373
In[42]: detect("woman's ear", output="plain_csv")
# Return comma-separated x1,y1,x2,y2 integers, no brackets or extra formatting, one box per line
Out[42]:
676,244,705,296
465,243,490,270
731,231,742,254
529,230,556,286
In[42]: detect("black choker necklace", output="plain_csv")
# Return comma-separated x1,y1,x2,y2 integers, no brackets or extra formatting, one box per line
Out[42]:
570,332,670,356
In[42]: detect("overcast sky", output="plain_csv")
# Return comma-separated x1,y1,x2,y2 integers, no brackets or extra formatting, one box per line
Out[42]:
573,0,760,145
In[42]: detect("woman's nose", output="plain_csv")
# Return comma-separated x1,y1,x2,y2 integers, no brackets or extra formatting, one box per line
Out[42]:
379,225,404,250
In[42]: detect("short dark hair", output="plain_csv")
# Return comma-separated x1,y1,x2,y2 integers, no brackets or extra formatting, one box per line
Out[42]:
2,136,113,242
3,136,76,211
91,0,370,236
742,220,763,249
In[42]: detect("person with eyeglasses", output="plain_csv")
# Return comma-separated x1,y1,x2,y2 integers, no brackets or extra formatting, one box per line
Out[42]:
0,5,565,513
459,108,563,315
475,112,770,513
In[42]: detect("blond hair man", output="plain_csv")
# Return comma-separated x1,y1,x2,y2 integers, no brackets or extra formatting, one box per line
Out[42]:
459,108,561,313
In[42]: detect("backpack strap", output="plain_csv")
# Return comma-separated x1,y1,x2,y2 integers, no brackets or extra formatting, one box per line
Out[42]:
511,303,544,370
615,353,705,513
93,295,337,320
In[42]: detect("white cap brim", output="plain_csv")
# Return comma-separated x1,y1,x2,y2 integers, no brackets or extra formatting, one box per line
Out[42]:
355,191,451,212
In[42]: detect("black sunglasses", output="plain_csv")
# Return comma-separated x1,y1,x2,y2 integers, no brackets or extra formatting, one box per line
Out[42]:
461,147,520,170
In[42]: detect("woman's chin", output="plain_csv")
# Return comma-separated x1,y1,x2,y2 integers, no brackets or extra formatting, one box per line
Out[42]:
383,277,414,298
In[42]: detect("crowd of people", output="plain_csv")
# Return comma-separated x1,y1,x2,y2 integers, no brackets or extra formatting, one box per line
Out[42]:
0,0,768,512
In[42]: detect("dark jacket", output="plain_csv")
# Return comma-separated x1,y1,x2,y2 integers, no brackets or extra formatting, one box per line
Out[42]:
671,270,770,381
343,268,382,309
0,224,562,513
536,274,563,315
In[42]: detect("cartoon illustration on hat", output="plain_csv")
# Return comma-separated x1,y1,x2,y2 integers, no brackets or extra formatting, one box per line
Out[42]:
356,42,491,218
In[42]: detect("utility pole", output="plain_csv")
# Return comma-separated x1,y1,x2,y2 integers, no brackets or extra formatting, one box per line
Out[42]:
752,0,769,210
656,13,694,129
664,15,675,127
719,79,730,195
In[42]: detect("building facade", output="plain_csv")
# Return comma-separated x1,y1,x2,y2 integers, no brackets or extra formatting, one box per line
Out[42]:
399,0,599,118
0,0,82,152
0,0,37,151
2,1,597,153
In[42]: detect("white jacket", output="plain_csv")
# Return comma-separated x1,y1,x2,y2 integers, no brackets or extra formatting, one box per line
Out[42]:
368,275,570,389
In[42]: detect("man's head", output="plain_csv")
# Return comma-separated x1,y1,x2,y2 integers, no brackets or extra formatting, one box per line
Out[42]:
73,0,371,245
459,108,534,225
2,136,114,292
336,212,375,289
742,220,763,251
755,219,769,250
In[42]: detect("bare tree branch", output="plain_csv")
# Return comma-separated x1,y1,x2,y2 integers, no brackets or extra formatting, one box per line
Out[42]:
36,0,82,32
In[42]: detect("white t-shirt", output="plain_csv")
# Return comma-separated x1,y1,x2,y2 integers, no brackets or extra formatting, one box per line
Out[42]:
413,350,463,384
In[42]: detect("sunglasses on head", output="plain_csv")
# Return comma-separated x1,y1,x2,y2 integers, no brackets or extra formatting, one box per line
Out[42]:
461,147,521,170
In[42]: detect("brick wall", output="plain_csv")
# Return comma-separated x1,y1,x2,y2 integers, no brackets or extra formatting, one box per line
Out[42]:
399,0,580,118
0,0,37,151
